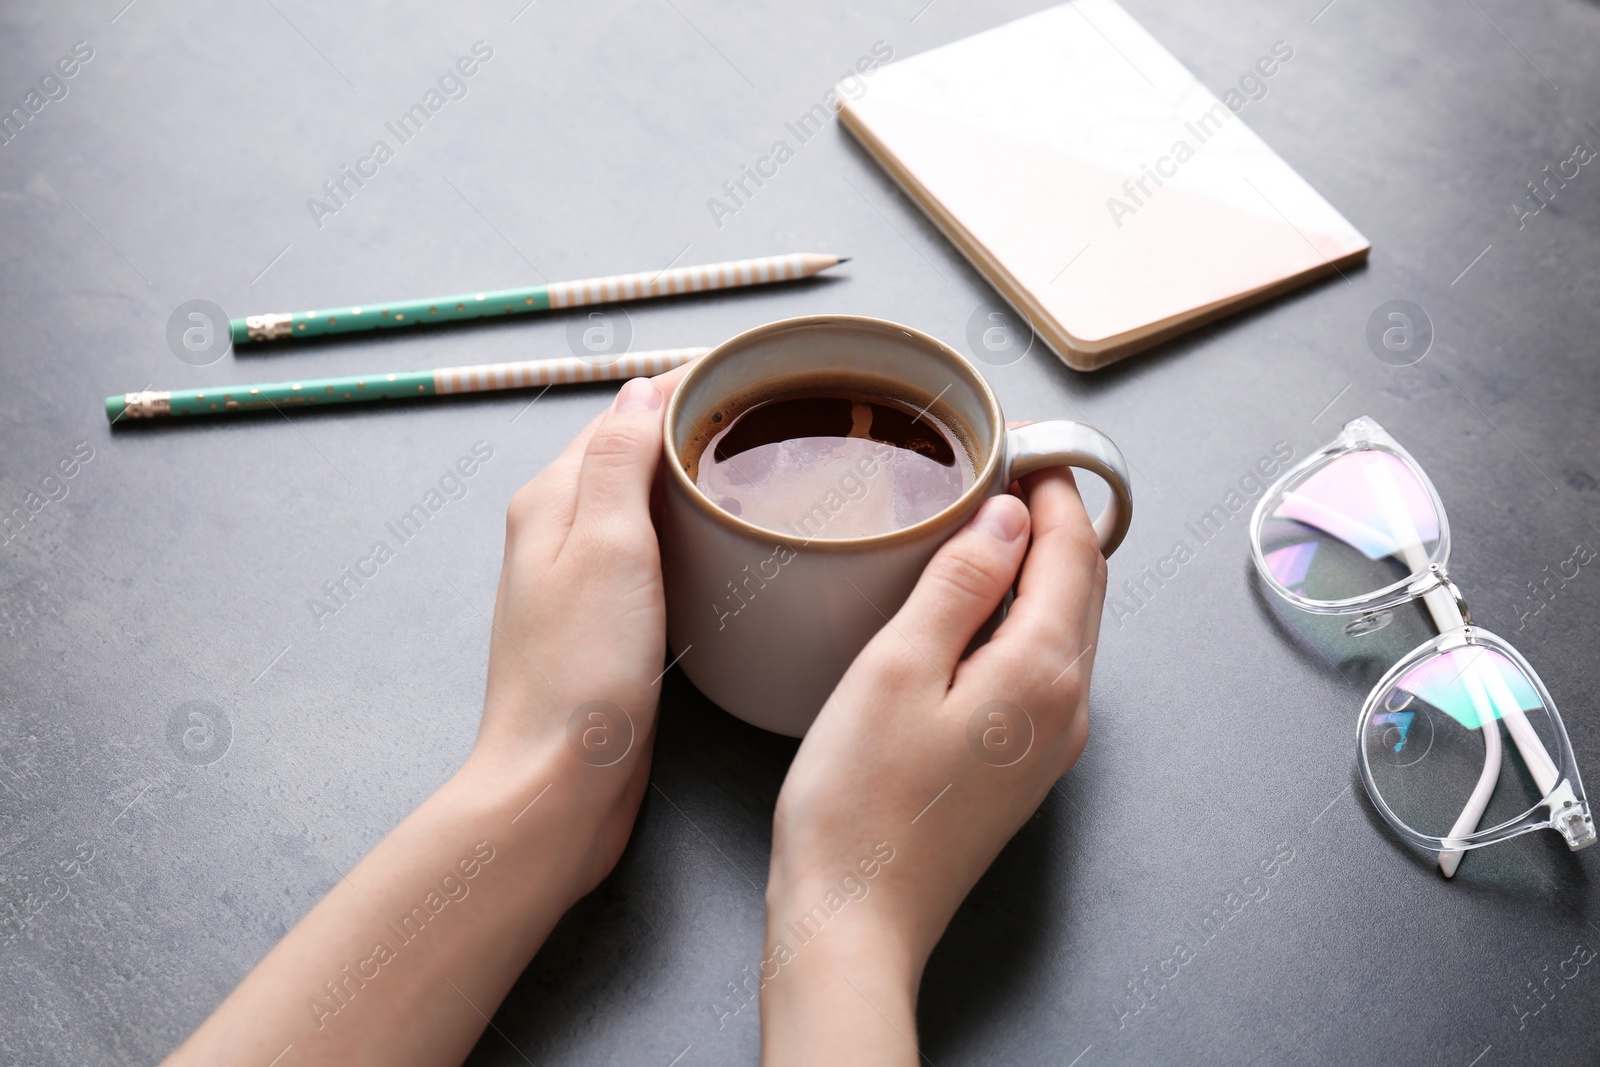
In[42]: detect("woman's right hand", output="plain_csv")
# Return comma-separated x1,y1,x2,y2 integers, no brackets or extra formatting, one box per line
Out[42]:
760,467,1108,1066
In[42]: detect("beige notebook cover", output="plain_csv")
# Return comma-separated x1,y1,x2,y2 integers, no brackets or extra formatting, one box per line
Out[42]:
839,0,1370,371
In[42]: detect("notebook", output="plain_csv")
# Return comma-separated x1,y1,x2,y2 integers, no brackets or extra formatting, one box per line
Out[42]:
838,0,1370,371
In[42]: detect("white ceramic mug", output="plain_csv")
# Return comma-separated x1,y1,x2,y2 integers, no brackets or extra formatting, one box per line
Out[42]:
658,315,1132,737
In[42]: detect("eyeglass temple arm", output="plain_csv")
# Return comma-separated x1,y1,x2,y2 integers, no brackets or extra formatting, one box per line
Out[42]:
1437,719,1502,879
1421,583,1560,877
1367,452,1565,876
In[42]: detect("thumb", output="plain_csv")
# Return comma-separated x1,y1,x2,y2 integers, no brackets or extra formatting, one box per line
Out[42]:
570,377,666,540
877,494,1031,681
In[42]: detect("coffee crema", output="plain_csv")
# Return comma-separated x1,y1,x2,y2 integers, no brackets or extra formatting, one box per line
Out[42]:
684,381,976,539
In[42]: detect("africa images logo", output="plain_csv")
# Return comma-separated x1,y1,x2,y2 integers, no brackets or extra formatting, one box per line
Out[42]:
305,42,495,229
0,40,94,148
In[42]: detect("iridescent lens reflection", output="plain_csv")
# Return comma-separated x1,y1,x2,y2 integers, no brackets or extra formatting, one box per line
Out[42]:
1259,450,1441,602
1365,644,1556,840
1274,451,1439,561
1392,646,1542,731
1263,541,1317,590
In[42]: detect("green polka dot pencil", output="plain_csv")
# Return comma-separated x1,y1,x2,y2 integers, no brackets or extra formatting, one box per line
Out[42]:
105,347,709,421
230,253,849,344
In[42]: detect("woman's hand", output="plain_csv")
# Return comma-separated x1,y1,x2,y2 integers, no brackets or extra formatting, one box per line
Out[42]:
761,467,1108,1067
467,368,690,898
165,371,690,1067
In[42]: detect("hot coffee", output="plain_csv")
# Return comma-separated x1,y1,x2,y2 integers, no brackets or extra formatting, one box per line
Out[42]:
659,314,1131,735
683,377,976,540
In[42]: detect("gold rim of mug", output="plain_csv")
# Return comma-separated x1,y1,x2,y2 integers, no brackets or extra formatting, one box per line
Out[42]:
663,314,1005,553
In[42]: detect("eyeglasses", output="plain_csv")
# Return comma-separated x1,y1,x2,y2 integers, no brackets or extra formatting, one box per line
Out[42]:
1249,416,1594,876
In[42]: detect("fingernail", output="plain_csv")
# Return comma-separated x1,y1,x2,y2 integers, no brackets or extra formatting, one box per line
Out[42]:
970,495,1027,542
615,377,662,414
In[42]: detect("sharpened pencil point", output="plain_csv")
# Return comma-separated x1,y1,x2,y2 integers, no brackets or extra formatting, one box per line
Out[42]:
835,257,851,264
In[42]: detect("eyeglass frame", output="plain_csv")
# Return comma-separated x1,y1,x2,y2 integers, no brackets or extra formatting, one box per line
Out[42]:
1247,415,1595,871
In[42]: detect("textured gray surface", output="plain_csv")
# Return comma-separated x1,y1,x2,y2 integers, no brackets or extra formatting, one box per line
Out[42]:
2,0,1599,1064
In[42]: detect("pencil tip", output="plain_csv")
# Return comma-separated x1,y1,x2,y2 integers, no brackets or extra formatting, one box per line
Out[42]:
834,256,852,265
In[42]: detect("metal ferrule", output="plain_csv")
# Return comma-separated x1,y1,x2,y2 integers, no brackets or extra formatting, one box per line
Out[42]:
245,312,295,341
122,391,172,418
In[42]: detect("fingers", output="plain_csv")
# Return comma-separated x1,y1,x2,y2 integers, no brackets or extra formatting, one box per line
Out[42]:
873,494,1031,682
564,364,695,531
983,466,1106,684
1014,466,1098,597
506,363,697,551
528,363,697,506
650,360,696,401
563,377,667,550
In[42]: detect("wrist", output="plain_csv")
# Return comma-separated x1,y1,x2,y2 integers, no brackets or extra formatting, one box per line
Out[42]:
766,832,923,967
760,888,922,1067
456,715,651,904
449,742,604,909
764,873,922,981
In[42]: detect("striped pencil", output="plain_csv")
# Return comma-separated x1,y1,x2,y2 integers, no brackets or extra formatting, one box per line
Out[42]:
105,347,709,421
231,253,848,344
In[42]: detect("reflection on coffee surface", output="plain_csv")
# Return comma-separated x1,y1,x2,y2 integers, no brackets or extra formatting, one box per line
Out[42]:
686,387,975,539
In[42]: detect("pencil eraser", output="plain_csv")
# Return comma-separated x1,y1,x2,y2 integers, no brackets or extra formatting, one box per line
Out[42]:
104,395,126,422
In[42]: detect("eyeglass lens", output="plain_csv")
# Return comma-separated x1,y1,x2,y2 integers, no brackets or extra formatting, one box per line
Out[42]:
1363,645,1558,840
1260,449,1441,602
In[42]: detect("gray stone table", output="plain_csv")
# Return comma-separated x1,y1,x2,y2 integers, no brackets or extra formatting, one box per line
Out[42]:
2,0,1598,1063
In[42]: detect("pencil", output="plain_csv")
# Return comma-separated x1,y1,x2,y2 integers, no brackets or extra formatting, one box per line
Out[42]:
231,253,848,344
105,347,710,421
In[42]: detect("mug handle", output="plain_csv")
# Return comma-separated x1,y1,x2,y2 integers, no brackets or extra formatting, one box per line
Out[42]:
1004,421,1134,557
